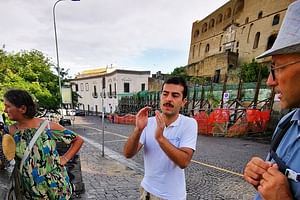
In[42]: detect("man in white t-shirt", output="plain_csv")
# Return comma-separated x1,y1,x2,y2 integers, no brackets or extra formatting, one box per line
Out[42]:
123,76,198,200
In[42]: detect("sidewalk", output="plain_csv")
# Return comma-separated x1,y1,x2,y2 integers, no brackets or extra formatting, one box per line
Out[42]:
76,135,143,200
0,135,142,200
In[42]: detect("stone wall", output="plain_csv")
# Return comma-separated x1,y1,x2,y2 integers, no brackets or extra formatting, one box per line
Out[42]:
187,0,294,80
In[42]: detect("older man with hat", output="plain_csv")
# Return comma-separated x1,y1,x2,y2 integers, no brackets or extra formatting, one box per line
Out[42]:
243,1,300,199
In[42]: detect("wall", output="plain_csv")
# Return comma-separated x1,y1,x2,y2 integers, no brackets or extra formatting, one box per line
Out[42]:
71,69,150,114
187,0,294,81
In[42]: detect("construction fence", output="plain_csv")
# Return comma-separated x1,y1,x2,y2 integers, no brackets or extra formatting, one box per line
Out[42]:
112,80,274,136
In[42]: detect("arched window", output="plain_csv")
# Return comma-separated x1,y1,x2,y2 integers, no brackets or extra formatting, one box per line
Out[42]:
194,29,200,38
233,0,244,15
209,19,215,29
258,11,263,19
205,44,210,53
272,14,280,26
202,23,208,33
267,34,277,50
225,8,232,19
253,32,260,49
217,14,223,24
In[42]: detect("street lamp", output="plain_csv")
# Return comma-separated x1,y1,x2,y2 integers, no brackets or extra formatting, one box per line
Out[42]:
53,0,80,119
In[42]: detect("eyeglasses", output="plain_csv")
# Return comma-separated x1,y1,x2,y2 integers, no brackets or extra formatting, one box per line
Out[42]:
270,60,300,80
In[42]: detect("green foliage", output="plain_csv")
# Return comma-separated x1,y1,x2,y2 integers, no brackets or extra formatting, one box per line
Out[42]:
190,76,207,85
0,49,61,112
240,59,269,82
170,66,189,79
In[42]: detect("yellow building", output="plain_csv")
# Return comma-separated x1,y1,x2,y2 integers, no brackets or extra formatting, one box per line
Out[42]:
186,0,294,83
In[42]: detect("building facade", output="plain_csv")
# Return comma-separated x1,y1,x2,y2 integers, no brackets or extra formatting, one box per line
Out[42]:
187,0,294,82
71,67,150,114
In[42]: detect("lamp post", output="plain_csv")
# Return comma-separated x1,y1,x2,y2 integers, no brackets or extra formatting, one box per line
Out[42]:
53,0,80,119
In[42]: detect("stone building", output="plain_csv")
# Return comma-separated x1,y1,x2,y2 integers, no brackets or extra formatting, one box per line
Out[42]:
186,0,294,83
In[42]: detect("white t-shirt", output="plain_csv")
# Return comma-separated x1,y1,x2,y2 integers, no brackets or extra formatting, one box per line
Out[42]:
139,114,198,200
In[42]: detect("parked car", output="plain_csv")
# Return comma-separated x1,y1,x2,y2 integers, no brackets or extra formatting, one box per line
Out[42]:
59,118,72,126
75,110,86,116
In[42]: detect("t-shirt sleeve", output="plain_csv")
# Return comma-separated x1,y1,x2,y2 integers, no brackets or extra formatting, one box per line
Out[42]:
179,118,198,151
51,129,78,145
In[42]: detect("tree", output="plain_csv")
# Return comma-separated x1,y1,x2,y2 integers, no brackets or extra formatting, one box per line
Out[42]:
170,66,189,80
0,49,61,113
240,59,269,82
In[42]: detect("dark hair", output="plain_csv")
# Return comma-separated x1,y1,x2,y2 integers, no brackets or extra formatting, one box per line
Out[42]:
162,76,188,99
4,89,37,118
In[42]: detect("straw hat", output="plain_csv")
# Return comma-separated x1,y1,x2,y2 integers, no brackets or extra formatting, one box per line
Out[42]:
257,0,300,59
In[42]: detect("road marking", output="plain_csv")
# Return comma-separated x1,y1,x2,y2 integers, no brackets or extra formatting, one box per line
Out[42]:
77,124,244,177
191,160,243,177
79,125,128,139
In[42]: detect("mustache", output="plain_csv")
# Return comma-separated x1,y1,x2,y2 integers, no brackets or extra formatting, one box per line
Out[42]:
163,102,174,107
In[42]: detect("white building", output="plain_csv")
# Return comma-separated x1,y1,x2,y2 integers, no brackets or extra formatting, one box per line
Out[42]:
71,67,150,114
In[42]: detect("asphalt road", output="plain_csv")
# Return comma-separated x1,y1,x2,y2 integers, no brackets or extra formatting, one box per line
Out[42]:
73,115,270,200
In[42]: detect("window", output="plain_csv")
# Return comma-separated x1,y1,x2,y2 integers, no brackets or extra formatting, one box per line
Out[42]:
194,29,200,38
258,11,263,19
217,14,223,24
245,17,249,24
202,23,207,33
267,34,277,50
75,84,78,92
213,70,221,83
272,14,280,26
205,44,210,53
92,85,98,98
80,83,84,91
102,77,105,89
141,83,145,91
209,19,215,29
219,35,223,52
114,83,117,98
233,0,244,15
85,83,89,91
253,32,260,49
109,84,112,98
225,8,232,19
124,83,130,93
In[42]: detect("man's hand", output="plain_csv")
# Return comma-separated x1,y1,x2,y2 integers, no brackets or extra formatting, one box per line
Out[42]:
154,110,165,141
244,157,272,188
135,107,151,132
258,164,293,200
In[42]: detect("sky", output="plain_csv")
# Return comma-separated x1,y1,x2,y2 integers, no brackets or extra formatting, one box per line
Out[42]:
0,0,228,77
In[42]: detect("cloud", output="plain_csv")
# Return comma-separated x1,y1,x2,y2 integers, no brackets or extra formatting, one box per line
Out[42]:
0,0,228,76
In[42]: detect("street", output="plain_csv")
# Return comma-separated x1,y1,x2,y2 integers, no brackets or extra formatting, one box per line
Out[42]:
72,115,270,200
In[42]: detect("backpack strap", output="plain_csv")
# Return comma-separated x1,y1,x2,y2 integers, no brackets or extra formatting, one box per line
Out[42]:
270,111,294,153
20,120,48,172
269,110,300,182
